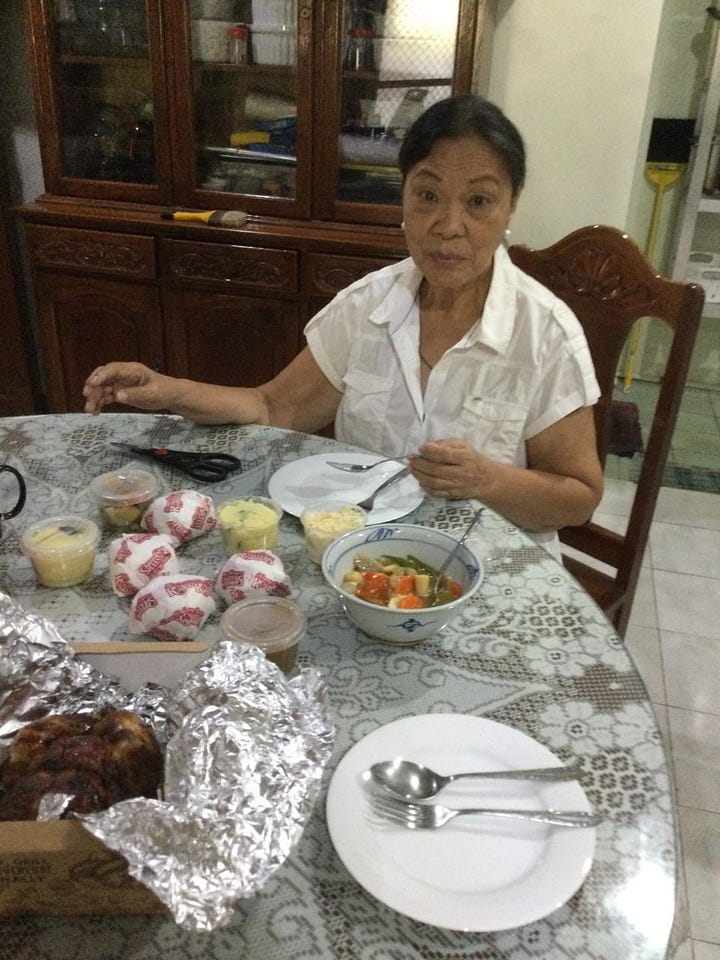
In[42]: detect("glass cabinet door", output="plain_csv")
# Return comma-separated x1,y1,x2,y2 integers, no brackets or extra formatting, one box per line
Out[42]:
27,0,481,220
174,0,313,218
34,0,171,202
334,0,462,217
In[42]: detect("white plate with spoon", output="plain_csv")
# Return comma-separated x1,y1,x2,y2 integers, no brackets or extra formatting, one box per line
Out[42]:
326,713,597,931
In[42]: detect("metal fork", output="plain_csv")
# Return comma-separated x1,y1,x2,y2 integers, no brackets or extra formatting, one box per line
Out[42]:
326,456,409,472
356,467,410,510
369,792,602,829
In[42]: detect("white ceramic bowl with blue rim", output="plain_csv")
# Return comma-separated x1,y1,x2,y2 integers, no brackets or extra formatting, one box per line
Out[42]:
321,523,483,645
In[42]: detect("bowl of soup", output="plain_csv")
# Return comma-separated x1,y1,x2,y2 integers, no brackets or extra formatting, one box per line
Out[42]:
321,523,483,645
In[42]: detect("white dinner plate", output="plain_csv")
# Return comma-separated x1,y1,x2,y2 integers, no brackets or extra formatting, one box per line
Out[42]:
267,453,424,523
326,714,596,931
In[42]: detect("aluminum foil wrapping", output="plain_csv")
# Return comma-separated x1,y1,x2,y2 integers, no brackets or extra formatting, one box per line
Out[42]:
0,591,335,932
0,592,171,748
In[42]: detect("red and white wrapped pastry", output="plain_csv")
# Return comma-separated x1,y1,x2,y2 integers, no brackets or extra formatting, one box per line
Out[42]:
108,533,179,597
215,550,292,605
129,573,216,641
140,489,217,546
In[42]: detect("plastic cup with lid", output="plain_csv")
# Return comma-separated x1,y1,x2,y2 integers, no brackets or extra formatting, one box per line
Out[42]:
89,468,159,533
220,596,306,673
217,496,282,555
300,500,366,564
22,515,101,588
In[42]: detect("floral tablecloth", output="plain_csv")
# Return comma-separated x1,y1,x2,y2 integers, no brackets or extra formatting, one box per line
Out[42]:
0,414,674,960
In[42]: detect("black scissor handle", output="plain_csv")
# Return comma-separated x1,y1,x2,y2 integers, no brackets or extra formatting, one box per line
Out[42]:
111,443,241,482
172,455,239,482
151,448,241,482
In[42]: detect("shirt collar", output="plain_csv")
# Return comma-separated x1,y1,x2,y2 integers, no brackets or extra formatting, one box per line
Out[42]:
368,247,519,353
464,245,518,354
369,259,423,333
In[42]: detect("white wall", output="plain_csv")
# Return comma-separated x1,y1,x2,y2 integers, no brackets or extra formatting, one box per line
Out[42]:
486,0,664,251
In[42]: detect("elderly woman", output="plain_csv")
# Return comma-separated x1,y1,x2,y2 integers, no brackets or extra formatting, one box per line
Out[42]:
84,95,603,554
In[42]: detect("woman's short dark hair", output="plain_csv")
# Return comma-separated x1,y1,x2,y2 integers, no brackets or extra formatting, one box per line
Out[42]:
398,94,526,197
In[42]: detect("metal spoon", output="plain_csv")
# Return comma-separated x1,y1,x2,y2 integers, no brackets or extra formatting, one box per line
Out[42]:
370,759,579,800
427,507,484,605
326,456,409,473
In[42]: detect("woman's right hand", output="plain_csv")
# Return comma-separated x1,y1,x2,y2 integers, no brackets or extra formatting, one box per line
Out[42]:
83,362,172,414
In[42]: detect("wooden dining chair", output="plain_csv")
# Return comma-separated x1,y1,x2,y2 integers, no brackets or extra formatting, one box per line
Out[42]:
508,224,705,636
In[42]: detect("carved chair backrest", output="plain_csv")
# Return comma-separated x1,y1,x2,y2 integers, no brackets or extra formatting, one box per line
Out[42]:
508,225,704,634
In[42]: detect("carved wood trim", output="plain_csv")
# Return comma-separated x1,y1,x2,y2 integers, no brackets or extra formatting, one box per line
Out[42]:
306,253,396,296
540,244,660,316
25,225,155,279
162,240,298,291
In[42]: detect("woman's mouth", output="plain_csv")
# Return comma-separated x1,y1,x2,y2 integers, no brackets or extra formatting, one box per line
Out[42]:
428,252,466,266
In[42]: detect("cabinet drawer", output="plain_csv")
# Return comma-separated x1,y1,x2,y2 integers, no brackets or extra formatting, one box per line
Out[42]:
305,253,397,297
24,225,156,279
162,240,298,293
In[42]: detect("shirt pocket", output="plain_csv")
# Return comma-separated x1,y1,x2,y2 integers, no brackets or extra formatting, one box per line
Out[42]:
457,396,528,464
336,369,394,451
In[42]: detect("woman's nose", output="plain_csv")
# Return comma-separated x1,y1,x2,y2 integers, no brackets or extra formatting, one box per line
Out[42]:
432,203,465,236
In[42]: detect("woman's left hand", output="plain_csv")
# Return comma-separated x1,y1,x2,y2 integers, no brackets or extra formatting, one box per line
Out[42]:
409,439,490,500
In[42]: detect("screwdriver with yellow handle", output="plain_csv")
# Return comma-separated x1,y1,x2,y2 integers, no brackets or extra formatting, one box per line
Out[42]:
161,209,247,227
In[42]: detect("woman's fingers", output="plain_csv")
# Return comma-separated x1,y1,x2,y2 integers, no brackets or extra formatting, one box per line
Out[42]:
83,363,151,413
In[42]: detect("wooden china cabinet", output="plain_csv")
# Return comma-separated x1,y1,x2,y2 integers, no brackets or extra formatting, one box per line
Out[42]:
19,0,493,413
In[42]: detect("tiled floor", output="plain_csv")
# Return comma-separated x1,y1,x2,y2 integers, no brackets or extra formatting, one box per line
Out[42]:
596,477,720,960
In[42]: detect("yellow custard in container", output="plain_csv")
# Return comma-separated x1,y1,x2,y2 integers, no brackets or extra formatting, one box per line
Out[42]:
22,515,100,588
217,496,282,554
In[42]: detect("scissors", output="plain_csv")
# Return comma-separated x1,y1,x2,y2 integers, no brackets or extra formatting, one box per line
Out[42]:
111,443,241,483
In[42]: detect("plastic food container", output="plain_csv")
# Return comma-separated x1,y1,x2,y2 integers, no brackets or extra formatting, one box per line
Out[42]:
22,515,101,588
217,496,282,554
300,500,366,564
220,596,306,672
89,469,159,533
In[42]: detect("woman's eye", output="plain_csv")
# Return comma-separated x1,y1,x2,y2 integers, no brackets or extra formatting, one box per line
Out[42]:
470,195,489,208
419,189,436,202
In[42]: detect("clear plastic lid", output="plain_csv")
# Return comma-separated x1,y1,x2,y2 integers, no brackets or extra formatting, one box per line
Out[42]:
89,469,159,506
220,596,306,653
21,515,100,555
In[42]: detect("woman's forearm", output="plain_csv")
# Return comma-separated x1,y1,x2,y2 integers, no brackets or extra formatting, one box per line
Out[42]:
467,460,602,532
84,351,341,433
161,378,270,425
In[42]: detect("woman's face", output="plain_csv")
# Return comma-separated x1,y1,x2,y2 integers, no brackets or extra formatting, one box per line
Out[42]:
401,135,517,297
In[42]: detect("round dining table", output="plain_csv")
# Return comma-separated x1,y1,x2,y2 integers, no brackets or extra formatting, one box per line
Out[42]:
0,413,676,960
